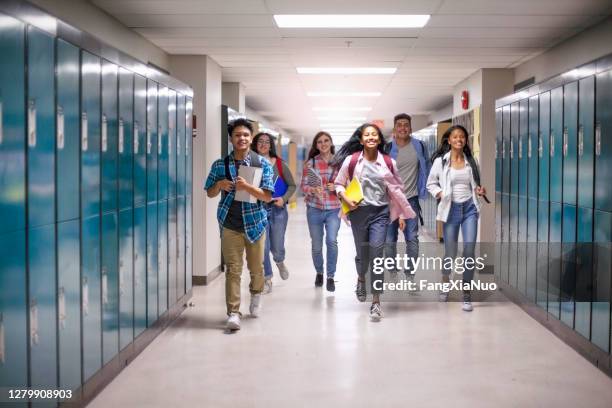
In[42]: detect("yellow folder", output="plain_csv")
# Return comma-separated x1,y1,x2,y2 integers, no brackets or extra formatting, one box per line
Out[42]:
341,177,364,214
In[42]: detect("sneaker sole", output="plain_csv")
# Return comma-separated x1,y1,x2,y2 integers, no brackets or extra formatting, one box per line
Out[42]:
227,322,241,330
370,315,382,322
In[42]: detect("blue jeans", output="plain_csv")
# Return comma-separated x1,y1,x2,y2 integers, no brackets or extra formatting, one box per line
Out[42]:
443,200,479,282
306,206,341,278
385,196,420,273
263,205,289,278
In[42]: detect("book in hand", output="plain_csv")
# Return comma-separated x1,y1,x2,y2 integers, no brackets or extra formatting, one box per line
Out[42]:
341,177,364,214
305,166,323,187
235,166,263,203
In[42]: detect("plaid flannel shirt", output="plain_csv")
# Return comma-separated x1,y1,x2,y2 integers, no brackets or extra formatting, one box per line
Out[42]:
204,151,275,243
300,154,341,210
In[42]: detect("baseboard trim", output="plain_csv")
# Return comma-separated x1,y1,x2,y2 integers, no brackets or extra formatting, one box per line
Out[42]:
497,279,612,378
193,264,223,285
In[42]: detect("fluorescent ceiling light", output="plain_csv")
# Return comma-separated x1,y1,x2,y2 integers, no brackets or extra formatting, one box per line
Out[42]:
274,15,430,28
319,123,362,128
318,116,367,121
313,107,372,112
308,92,382,97
297,67,396,75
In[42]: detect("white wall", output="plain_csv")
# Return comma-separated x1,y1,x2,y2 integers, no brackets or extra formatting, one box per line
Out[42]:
514,15,612,85
222,82,246,113
429,102,453,125
170,55,223,281
453,70,483,118
29,0,170,70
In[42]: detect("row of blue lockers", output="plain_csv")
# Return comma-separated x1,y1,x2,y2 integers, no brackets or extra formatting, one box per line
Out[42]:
0,11,194,398
494,59,612,354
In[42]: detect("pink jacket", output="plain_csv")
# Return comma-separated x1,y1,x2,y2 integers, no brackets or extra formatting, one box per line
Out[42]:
334,151,416,222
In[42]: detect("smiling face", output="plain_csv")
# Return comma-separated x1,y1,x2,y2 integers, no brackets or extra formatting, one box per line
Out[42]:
448,128,467,151
256,134,272,156
230,125,252,153
360,126,381,151
316,134,332,154
393,118,412,140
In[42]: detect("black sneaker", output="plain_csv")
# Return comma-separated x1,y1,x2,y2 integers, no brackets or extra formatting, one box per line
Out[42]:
355,279,367,302
315,274,324,287
326,278,335,292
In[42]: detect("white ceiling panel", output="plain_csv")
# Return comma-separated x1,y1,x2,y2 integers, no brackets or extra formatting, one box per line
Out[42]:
153,37,283,47
280,37,416,48
114,14,276,28
93,0,270,14
419,27,577,39
264,0,443,14
427,14,594,28
134,27,281,38
437,0,612,15
414,37,553,48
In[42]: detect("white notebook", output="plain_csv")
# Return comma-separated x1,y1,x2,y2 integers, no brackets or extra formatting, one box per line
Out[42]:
234,166,263,203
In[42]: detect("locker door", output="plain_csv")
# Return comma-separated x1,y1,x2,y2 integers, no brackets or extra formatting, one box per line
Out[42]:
101,61,118,213
592,210,611,352
134,206,147,337
548,202,562,319
28,224,57,390
0,14,27,390
0,229,27,389
168,198,177,307
56,39,80,223
158,201,168,314
186,196,192,292
501,105,511,284
594,70,612,213
168,90,177,200
118,68,134,350
509,101,520,289
158,87,169,202
527,198,538,302
27,26,55,229
550,86,563,203
147,80,159,326
133,75,147,208
102,212,119,364
176,94,186,298
186,97,193,291
147,80,159,204
526,96,539,302
575,207,593,339
82,215,101,380
560,204,577,327
57,220,81,391
537,200,549,309
578,76,595,209
518,99,529,295
158,87,169,314
539,92,550,202
563,82,578,206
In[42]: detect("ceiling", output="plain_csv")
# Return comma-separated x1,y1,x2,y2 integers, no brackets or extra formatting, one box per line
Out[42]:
92,0,612,144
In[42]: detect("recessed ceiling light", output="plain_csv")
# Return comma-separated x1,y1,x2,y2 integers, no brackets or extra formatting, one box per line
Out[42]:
313,107,372,112
297,67,396,75
274,15,430,28
308,92,382,97
318,116,367,121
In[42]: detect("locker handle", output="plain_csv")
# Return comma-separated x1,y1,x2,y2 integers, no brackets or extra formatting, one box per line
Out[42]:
102,267,108,305
147,126,152,154
30,299,39,346
538,132,543,158
501,140,505,159
158,125,163,155
57,106,65,150
518,139,522,159
83,277,89,316
168,129,172,154
528,135,532,158
134,122,139,154
595,122,601,156
119,259,124,296
28,99,37,148
59,287,66,330
563,126,568,157
0,312,5,364
0,99,3,146
82,112,88,152
102,114,108,153
118,118,124,154
510,139,513,159
578,125,584,156
550,132,554,157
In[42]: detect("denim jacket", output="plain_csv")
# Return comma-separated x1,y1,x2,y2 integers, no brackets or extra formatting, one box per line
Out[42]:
385,137,430,199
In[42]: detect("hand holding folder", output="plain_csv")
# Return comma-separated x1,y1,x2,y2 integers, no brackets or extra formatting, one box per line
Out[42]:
341,177,364,214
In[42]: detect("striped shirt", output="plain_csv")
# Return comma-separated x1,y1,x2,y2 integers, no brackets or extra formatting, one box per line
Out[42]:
300,154,341,210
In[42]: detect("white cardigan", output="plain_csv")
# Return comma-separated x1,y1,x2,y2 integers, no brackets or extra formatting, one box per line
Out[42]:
426,151,481,222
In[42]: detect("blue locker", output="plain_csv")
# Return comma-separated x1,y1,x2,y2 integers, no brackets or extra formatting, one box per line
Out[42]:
82,215,101,381
526,96,539,302
509,101,520,289
528,95,539,199
27,26,55,229
592,210,611,352
134,75,147,207
28,224,57,390
574,207,593,339
550,86,563,203
594,70,612,213
177,94,186,199
56,39,80,223
537,200,549,309
578,76,595,209
526,198,538,302
501,105,511,284
186,196,193,292
168,90,177,200
147,79,158,204
147,202,159,326
177,94,186,298
177,196,186,298
158,86,169,201
134,206,147,337
548,202,562,319
168,198,177,307
560,204,577,327
101,60,119,213
119,208,134,350
57,219,81,391
158,201,168,314
102,212,119,364
81,51,101,219
519,99,529,199
186,97,193,292
0,14,26,235
0,229,27,389
118,68,134,211
563,82,578,206
538,92,550,202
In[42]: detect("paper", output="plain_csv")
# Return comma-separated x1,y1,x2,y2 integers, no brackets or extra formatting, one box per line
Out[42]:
341,177,364,214
306,166,323,187
235,165,263,203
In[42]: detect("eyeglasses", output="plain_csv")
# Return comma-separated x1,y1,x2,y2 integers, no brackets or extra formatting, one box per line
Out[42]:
257,140,271,146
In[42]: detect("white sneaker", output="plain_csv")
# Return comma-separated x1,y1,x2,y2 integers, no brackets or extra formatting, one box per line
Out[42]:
276,262,289,280
263,278,273,294
462,301,473,312
226,313,241,330
249,294,262,317
369,303,383,322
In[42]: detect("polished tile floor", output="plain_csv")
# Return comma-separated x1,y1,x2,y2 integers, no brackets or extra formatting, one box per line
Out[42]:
90,202,612,408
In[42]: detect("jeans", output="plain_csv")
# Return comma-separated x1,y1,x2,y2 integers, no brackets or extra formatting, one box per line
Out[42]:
443,200,479,283
306,206,341,278
385,196,420,273
348,205,390,294
263,205,289,278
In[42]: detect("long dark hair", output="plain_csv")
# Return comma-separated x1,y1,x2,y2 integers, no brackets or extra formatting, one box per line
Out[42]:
332,123,386,168
430,125,474,163
251,132,278,158
307,131,335,160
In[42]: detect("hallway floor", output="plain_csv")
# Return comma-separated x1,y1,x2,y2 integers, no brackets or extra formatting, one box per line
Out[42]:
90,202,612,408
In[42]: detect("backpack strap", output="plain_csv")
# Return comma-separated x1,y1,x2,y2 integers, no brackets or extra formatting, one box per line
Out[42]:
224,155,232,181
348,152,360,179
382,154,395,175
275,157,283,179
248,150,261,167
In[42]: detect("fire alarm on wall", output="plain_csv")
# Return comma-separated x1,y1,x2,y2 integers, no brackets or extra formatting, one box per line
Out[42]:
461,90,469,110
